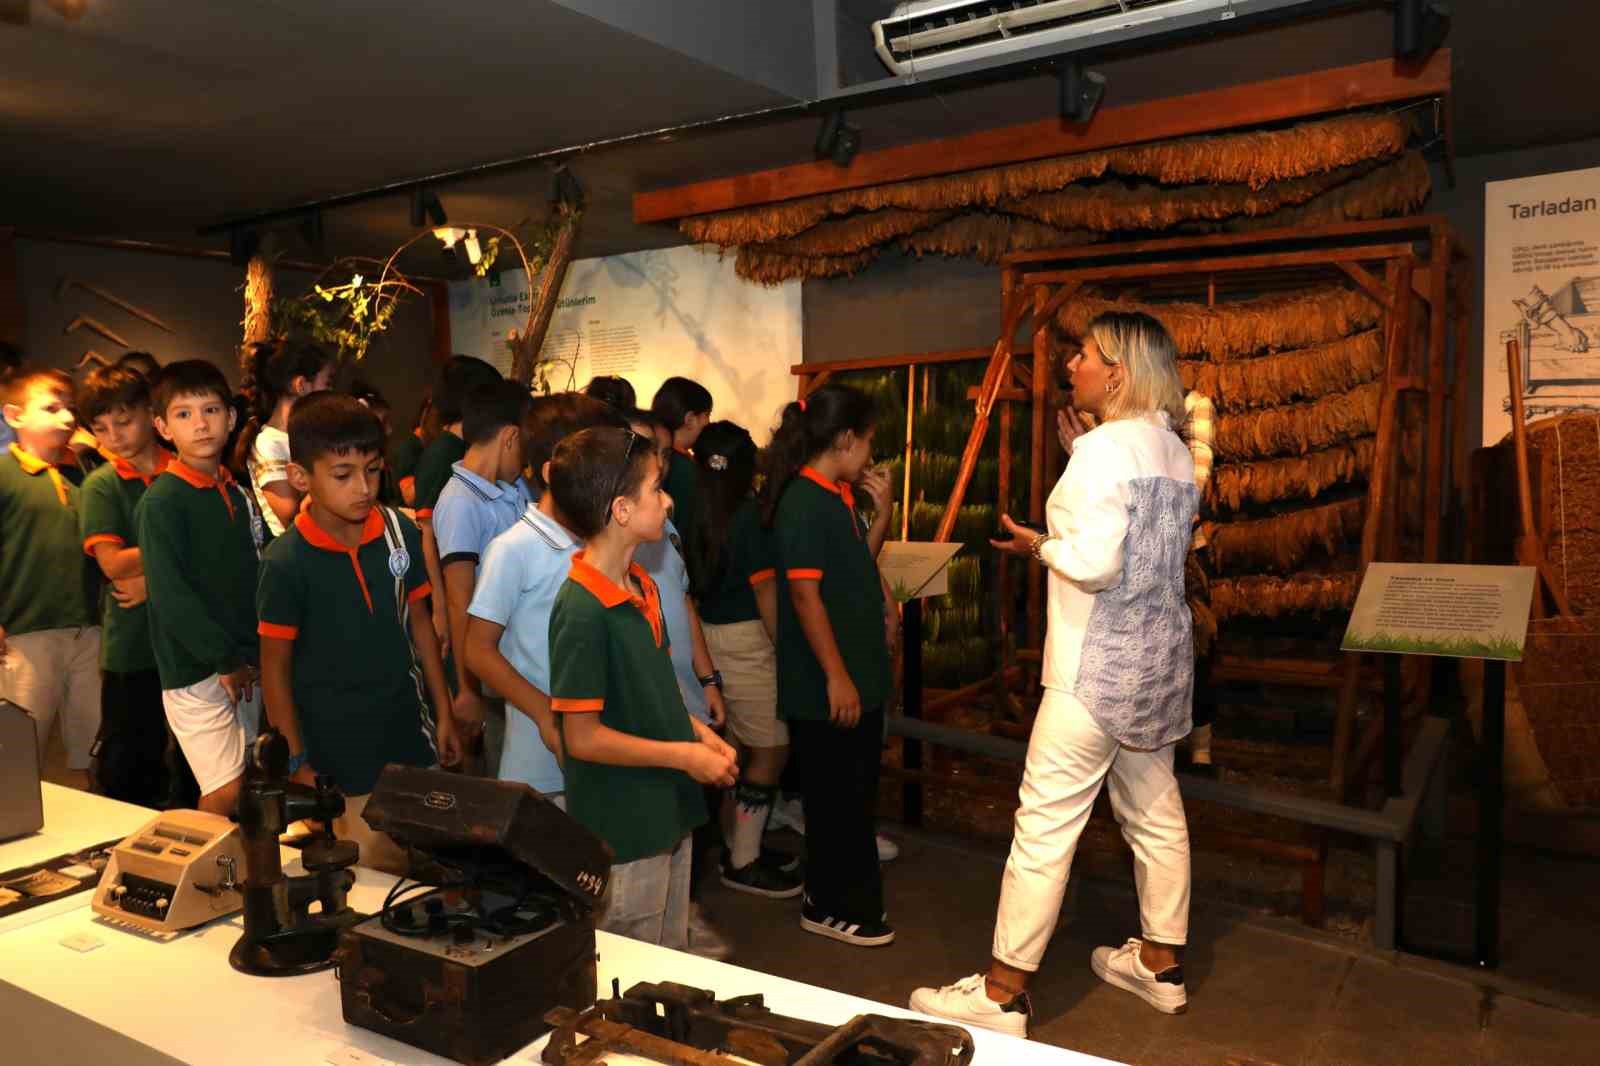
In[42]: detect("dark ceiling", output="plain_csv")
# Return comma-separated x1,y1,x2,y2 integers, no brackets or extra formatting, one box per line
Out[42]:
4,1,1598,272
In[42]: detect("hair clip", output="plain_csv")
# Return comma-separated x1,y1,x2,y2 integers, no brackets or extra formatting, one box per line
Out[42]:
798,399,808,412
708,454,729,471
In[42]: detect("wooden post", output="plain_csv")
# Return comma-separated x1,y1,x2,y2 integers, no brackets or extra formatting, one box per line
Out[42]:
1333,257,1413,796
1506,338,1576,619
242,253,274,351
934,278,1028,542
902,364,915,542
1028,283,1051,654
1423,226,1449,563
1449,255,1474,505
510,206,580,389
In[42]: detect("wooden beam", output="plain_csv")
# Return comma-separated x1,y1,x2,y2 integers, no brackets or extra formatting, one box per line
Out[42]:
791,346,990,377
634,52,1451,223
1003,215,1446,268
1022,244,1417,286
1337,260,1395,312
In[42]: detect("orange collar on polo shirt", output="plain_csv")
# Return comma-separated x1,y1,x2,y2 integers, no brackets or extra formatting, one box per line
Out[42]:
294,508,386,613
568,549,665,647
673,446,693,459
9,443,71,507
798,464,856,512
167,458,241,519
111,449,172,486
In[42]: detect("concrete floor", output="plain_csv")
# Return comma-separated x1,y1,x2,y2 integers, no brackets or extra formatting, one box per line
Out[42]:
702,825,1600,1066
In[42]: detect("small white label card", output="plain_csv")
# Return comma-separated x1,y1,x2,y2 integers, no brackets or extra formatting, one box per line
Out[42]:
1341,563,1537,661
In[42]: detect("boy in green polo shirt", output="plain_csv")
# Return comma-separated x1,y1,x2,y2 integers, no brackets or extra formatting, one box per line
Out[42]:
258,393,454,872
138,360,268,816
0,367,102,786
77,364,187,807
547,426,737,950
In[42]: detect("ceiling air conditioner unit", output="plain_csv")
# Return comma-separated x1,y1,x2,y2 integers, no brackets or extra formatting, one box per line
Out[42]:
873,0,1242,76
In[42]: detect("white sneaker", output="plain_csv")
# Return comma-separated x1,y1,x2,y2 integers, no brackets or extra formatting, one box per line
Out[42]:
686,903,733,961
1089,939,1187,1014
908,973,1029,1038
876,834,899,863
767,796,805,835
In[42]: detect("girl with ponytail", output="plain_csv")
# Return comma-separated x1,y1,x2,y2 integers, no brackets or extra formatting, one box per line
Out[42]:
690,421,802,899
235,341,335,535
761,384,899,947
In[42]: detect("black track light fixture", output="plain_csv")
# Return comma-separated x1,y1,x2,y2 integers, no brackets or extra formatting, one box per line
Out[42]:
1394,0,1450,62
229,227,260,268
1058,60,1106,125
552,166,585,211
409,187,447,230
814,111,861,168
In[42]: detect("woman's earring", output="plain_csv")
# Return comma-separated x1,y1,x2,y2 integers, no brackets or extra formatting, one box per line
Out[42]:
1104,380,1117,394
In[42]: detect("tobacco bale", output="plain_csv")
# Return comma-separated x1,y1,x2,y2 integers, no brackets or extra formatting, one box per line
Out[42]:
1003,159,1377,234
900,212,1097,263
1179,330,1384,411
1523,414,1600,617
734,246,877,286
1225,152,1432,233
1208,572,1360,623
1511,616,1600,809
1058,287,1382,362
1213,383,1382,461
762,208,954,256
1209,439,1377,511
1204,498,1366,574
680,111,1413,247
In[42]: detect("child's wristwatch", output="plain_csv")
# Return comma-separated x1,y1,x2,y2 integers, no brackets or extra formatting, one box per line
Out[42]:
698,670,724,690
285,751,308,776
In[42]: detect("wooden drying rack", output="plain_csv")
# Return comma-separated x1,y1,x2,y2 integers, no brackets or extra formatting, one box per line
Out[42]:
795,215,1474,799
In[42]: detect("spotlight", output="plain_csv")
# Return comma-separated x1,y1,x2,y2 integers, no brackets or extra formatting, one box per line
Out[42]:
1394,0,1450,62
814,111,861,168
1058,61,1106,124
410,187,447,229
463,229,482,267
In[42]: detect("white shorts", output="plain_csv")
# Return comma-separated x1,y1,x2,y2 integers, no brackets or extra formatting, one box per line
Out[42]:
162,675,262,796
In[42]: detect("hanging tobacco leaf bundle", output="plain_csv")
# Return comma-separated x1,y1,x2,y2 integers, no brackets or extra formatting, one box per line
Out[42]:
1057,287,1382,362
1180,329,1384,410
1204,497,1366,574
1208,438,1378,511
900,213,1096,263
1213,383,1381,461
1207,572,1360,623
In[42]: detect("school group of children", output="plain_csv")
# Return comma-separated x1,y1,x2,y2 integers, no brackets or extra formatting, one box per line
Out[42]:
0,343,905,955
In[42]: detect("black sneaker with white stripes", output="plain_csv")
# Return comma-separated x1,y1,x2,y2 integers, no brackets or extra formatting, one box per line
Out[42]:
800,897,896,947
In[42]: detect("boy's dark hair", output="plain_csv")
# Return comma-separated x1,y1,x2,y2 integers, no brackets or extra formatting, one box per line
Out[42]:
523,392,627,493
77,365,152,424
650,377,713,431
690,420,758,602
149,360,231,419
625,407,668,435
234,342,336,472
2,365,71,409
348,379,391,414
116,351,161,379
583,375,636,411
0,341,26,379
462,380,532,447
287,392,385,468
759,383,878,525
432,355,502,425
549,426,656,539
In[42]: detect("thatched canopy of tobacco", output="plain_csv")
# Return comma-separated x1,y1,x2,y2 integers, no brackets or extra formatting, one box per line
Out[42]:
683,111,1429,285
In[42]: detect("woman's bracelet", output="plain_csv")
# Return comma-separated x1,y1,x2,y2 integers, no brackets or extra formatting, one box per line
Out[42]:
1029,532,1051,561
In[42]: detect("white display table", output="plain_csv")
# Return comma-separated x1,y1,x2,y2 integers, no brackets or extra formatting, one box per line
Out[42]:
0,789,1121,1065
0,784,153,934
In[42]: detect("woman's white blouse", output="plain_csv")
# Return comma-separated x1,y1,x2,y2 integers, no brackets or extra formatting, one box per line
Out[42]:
1038,412,1199,749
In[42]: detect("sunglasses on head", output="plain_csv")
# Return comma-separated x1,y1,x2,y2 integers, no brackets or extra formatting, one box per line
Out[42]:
605,429,645,526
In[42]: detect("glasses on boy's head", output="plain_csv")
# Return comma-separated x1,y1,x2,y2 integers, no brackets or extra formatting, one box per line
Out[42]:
604,430,644,525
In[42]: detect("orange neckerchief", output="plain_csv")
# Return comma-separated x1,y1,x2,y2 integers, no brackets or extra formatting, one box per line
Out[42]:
568,550,665,647
294,508,386,613
9,443,70,507
166,458,240,520
111,449,173,487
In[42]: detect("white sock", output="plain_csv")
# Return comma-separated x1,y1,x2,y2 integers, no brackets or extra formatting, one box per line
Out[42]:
730,782,774,870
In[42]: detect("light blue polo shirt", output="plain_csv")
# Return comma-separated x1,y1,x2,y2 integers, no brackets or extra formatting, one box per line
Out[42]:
433,461,531,567
0,420,14,450
468,502,576,794
635,516,710,724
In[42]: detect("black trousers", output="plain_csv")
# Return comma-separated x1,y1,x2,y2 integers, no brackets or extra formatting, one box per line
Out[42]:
790,705,885,923
92,669,193,808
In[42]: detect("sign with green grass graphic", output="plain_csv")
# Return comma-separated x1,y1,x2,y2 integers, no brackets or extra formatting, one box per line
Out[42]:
877,541,964,602
1341,564,1536,661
